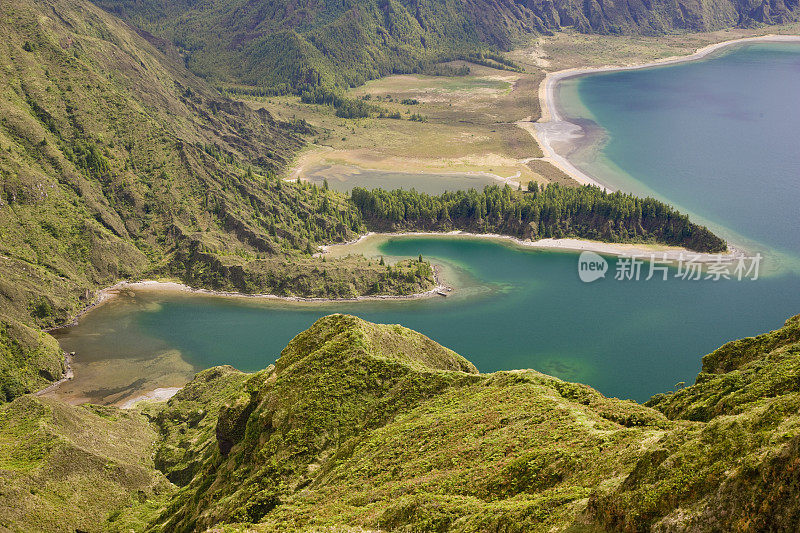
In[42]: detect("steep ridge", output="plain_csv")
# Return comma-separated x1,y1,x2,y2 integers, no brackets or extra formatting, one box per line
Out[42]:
0,314,798,530
132,313,800,532
93,0,800,91
0,0,435,396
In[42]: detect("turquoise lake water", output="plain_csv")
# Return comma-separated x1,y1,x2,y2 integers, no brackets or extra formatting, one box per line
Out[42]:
559,42,800,265
53,43,800,404
54,237,800,403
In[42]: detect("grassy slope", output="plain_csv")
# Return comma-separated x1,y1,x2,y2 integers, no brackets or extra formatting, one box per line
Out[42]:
93,0,543,91
0,0,436,396
130,313,800,532
93,0,800,92
0,396,169,533
0,314,797,531
0,316,65,402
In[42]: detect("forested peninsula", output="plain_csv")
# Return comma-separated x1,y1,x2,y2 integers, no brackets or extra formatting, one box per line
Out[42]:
352,184,727,253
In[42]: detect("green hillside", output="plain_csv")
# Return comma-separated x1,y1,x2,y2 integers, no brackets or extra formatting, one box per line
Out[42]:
2,313,797,531
0,0,797,530
0,396,169,532
0,0,728,399
93,0,800,91
0,0,438,397
138,314,798,532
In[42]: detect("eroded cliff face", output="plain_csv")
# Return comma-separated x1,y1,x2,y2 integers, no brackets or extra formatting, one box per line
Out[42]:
521,0,798,34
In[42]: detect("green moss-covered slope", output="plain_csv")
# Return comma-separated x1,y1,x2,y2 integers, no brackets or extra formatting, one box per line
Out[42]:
0,396,170,533
595,314,800,531
0,315,64,401
135,313,800,532
94,0,543,92
0,314,798,531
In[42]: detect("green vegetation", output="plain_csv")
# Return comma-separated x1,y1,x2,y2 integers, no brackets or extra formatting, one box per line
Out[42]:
422,62,471,77
145,313,800,531
461,51,525,72
267,63,548,186
92,0,799,94
0,312,782,531
352,184,727,253
93,0,544,93
0,0,730,400
0,396,169,532
1,311,799,531
0,0,797,530
0,317,64,402
0,0,436,396
301,87,384,119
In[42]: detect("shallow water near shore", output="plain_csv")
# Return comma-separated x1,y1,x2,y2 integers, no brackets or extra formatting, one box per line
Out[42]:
52,237,800,405
50,43,800,407
557,42,800,266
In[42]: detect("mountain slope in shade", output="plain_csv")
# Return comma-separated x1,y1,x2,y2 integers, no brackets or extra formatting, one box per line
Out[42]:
93,0,800,90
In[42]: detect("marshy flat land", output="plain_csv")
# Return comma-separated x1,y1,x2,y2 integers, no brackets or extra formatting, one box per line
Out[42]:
248,62,570,189
241,22,800,195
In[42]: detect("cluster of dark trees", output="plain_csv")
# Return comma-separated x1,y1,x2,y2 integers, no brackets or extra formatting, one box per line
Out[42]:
300,87,382,118
301,87,424,120
351,184,727,253
460,52,523,72
421,63,470,77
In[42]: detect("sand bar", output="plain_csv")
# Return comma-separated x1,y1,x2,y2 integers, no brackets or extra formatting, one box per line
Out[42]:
531,34,800,191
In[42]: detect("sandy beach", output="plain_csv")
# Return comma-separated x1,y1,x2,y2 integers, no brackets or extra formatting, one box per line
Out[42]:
531,34,800,191
54,230,738,337
43,230,742,407
120,387,182,409
78,269,450,313
321,231,742,263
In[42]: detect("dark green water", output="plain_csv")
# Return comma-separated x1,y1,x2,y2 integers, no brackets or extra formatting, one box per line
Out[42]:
560,42,800,262
55,237,800,403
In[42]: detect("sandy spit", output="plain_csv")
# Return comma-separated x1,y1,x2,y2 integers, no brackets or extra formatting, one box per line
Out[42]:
530,34,800,190
120,387,183,409
321,231,743,263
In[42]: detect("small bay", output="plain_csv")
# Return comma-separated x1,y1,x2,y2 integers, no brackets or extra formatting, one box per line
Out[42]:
53,236,800,404
558,42,800,264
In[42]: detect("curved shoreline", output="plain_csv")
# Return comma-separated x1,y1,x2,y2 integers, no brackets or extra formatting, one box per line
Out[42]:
532,34,800,191
42,231,740,404
50,264,450,330
51,231,738,333
321,231,741,262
